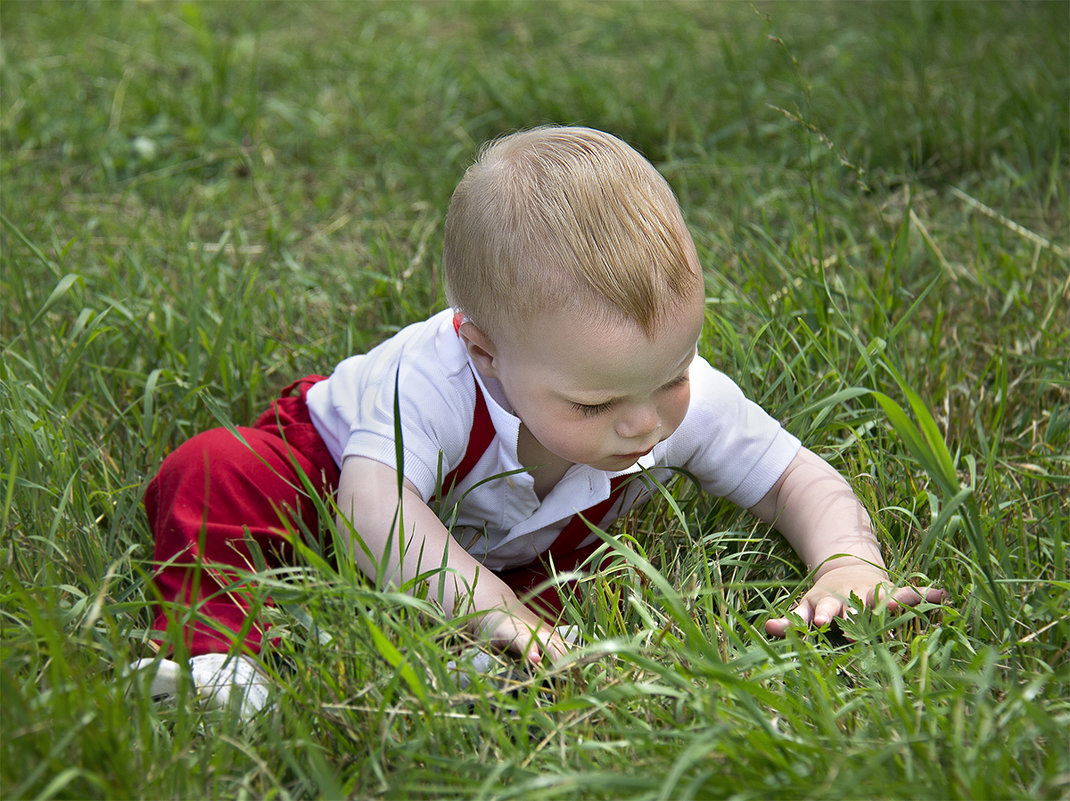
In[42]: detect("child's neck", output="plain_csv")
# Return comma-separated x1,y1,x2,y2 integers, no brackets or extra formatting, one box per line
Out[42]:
517,424,574,501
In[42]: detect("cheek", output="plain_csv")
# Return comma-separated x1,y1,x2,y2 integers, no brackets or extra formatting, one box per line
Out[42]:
523,400,591,443
551,415,604,444
665,385,691,430
542,415,612,458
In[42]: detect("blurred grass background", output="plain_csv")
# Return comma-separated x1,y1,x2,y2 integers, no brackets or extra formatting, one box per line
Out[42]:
2,1,1067,799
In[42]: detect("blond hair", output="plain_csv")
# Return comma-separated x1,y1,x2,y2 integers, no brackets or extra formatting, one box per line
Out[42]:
443,126,701,340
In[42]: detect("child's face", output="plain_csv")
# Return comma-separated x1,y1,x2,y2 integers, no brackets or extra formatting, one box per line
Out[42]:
473,291,706,472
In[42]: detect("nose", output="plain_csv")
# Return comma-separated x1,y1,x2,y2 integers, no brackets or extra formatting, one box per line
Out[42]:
615,402,660,440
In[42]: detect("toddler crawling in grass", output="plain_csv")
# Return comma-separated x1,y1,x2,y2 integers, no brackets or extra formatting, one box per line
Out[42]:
133,126,943,718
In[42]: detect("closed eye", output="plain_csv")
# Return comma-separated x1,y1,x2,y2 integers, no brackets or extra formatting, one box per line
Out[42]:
571,400,614,418
663,373,689,391
570,373,688,418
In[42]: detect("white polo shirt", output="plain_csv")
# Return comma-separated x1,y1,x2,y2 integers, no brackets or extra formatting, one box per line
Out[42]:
306,309,800,571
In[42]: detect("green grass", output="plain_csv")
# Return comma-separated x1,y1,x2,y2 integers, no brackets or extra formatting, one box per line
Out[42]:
2,1,1068,798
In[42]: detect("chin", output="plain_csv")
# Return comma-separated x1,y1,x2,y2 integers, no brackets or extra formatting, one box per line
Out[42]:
596,455,641,471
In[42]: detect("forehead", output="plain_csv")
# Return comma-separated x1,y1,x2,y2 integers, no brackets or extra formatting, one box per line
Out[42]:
504,293,705,394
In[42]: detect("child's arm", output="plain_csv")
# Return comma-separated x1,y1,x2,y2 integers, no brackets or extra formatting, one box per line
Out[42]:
749,447,945,637
335,455,569,665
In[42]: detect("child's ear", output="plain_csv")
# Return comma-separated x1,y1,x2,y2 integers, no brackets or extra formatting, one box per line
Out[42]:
457,321,500,378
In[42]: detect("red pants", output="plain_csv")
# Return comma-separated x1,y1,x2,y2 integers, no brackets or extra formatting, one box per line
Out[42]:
145,377,595,656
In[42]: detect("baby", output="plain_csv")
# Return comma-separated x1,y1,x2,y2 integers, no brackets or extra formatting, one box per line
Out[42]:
133,126,942,717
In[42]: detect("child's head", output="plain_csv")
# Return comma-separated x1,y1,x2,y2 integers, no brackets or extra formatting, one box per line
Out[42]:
443,126,703,344
444,127,706,471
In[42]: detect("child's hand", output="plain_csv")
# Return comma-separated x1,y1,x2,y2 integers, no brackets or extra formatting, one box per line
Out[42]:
479,608,572,667
764,562,946,638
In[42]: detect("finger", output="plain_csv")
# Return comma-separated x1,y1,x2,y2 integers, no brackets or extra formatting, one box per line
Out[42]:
924,587,947,604
522,629,548,667
812,595,849,627
886,585,946,612
497,621,542,666
793,598,815,626
884,586,921,612
541,632,570,666
765,598,813,638
865,582,890,609
765,617,791,638
520,625,570,668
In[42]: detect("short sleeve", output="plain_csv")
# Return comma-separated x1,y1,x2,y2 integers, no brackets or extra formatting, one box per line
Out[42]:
306,311,477,500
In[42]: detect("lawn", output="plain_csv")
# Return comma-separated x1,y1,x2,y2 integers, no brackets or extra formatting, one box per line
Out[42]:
2,1,1068,798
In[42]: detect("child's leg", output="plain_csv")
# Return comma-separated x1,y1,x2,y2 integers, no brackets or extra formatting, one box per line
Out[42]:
145,379,338,657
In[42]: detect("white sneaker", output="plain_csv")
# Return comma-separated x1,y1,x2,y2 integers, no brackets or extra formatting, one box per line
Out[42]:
128,654,271,721
189,653,271,720
129,656,184,701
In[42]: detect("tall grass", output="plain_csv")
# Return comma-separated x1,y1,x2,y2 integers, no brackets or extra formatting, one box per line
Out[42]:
2,1,1067,798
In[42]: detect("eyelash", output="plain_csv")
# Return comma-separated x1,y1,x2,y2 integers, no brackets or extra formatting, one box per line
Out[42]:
572,400,614,418
570,374,689,418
